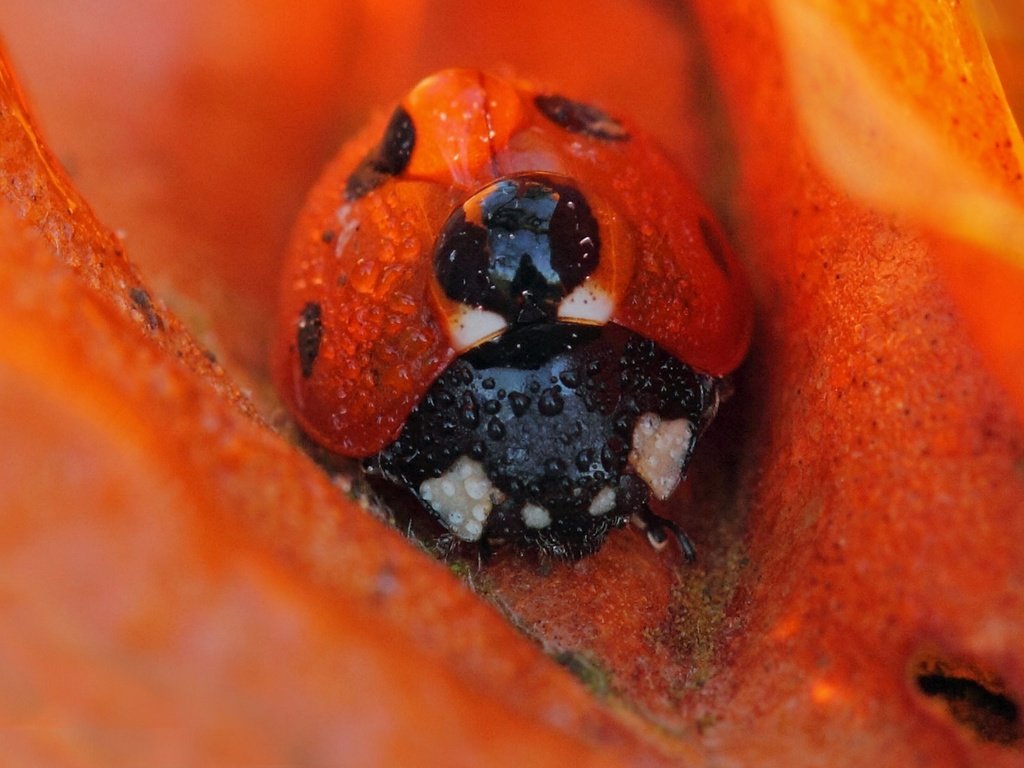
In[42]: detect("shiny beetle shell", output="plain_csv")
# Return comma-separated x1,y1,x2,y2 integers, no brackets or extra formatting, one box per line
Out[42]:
272,69,752,558
274,69,751,457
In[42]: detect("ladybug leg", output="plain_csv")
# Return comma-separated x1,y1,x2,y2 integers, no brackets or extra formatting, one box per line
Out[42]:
436,532,459,560
476,537,496,568
630,506,697,563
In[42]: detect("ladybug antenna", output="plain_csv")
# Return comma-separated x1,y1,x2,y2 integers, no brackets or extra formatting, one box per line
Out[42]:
630,506,697,563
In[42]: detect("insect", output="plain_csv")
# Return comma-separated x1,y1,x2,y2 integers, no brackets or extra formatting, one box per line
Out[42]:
272,69,752,560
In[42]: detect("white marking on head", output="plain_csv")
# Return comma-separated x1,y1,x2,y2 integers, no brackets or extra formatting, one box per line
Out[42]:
418,456,502,541
628,413,695,501
446,306,508,352
588,486,617,516
521,503,552,529
557,282,613,324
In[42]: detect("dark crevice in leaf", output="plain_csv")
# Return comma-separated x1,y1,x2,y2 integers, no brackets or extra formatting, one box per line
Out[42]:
914,656,1022,747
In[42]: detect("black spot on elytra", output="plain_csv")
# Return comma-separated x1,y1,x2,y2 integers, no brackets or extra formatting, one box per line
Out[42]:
698,216,732,276
297,302,323,378
345,105,416,200
433,175,601,325
129,287,163,332
534,94,629,142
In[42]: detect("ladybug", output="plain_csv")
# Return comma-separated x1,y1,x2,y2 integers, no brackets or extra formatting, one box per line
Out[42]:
273,70,752,560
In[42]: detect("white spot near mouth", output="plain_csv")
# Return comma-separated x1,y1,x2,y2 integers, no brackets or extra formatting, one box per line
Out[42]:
557,282,613,324
521,503,552,529
628,413,694,501
588,485,617,516
418,456,504,541
446,306,508,352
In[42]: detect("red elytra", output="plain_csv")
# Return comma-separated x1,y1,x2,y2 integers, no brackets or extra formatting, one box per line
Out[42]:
272,69,753,457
